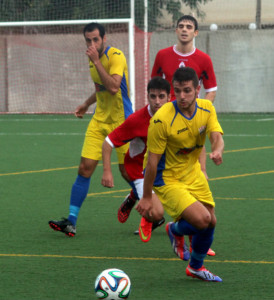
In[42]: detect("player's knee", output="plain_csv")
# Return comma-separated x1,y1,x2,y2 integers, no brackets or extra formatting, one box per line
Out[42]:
78,167,91,178
152,207,164,222
209,214,217,227
151,194,164,221
78,161,94,178
195,213,212,230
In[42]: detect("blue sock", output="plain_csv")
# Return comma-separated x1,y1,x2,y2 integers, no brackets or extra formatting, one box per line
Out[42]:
68,174,91,226
190,227,215,269
171,219,199,236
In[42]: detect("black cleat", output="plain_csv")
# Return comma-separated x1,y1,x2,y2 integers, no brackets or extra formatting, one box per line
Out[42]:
118,194,136,223
48,218,76,237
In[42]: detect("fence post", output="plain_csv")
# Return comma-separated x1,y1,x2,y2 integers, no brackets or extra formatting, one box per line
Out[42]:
256,0,261,29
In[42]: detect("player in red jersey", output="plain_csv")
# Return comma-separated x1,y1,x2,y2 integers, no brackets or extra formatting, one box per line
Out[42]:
151,15,217,102
151,15,217,255
101,77,171,242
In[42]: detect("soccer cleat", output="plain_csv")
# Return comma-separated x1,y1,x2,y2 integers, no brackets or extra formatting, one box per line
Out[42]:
48,218,76,237
117,194,136,223
139,217,153,242
165,222,190,261
186,265,222,282
133,217,165,235
207,248,216,256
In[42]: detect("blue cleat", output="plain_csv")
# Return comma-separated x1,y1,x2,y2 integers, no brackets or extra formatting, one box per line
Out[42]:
186,265,222,282
165,222,190,261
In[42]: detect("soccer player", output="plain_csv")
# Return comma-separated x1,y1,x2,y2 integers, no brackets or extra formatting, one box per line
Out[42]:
151,14,217,177
48,22,133,236
151,15,217,102
136,67,224,282
151,15,218,255
101,77,171,242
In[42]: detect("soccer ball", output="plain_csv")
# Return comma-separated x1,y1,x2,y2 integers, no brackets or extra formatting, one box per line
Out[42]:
94,268,131,300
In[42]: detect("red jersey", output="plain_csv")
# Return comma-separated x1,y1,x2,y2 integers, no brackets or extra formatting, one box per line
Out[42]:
151,46,217,100
107,105,152,181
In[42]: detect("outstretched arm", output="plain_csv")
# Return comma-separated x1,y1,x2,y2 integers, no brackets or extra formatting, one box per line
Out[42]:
209,131,224,165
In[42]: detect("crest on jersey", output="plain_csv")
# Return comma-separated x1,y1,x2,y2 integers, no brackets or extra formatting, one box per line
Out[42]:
179,61,186,68
199,126,206,135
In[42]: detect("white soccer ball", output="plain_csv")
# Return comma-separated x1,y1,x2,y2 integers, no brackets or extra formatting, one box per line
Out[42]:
95,268,131,300
209,23,218,31
248,23,257,30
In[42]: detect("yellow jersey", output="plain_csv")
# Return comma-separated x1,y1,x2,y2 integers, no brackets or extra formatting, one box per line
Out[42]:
146,99,223,186
89,46,132,124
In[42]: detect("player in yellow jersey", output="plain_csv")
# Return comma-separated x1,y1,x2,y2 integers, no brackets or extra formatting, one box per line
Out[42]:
136,67,224,282
49,22,133,236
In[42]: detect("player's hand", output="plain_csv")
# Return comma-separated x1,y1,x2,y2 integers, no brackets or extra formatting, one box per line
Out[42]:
101,170,114,188
209,151,223,165
74,103,88,118
86,45,100,64
135,197,153,218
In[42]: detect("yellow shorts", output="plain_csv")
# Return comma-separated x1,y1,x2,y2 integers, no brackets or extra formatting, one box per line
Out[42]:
153,171,215,221
81,118,128,163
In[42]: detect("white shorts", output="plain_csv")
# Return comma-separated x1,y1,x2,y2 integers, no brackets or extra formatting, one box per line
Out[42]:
129,178,154,200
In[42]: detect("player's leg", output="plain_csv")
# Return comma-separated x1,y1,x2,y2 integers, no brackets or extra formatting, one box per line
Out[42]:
67,157,98,225
183,178,221,281
138,193,165,242
168,202,221,281
48,157,98,237
118,163,131,183
186,223,221,281
195,148,216,255
119,177,165,242
166,201,208,261
189,235,216,256
153,184,192,259
168,176,214,239
115,145,138,223
118,177,148,223
118,190,138,223
49,118,103,236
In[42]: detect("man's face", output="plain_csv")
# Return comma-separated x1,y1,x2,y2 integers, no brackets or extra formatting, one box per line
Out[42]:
84,29,106,56
175,20,198,44
147,89,170,115
173,80,200,112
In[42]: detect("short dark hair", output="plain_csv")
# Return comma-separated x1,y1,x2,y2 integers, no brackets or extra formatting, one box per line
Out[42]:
147,77,171,94
172,67,199,88
83,22,105,38
176,15,198,31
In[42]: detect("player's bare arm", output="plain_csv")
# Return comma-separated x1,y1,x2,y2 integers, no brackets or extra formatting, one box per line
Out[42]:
136,152,161,216
209,131,224,165
204,91,216,103
86,45,122,95
74,93,97,118
199,146,208,180
101,140,114,188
